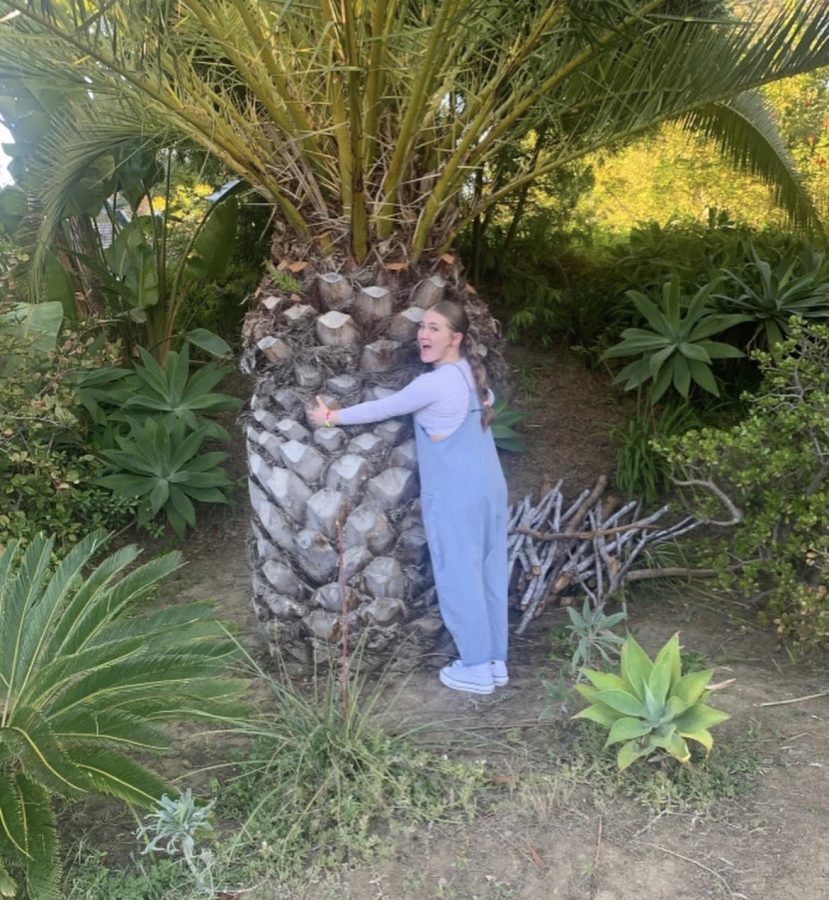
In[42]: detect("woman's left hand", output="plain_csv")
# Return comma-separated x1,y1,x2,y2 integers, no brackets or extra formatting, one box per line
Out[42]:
307,395,331,428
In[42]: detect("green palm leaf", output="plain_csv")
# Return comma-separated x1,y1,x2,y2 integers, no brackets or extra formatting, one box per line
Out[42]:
682,91,821,233
0,534,248,894
2,1,829,266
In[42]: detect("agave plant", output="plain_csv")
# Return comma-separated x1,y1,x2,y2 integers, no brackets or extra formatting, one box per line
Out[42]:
98,344,242,442
0,532,247,899
603,277,747,401
564,599,628,676
718,242,829,349
490,395,527,454
573,633,730,770
98,419,234,536
2,0,829,665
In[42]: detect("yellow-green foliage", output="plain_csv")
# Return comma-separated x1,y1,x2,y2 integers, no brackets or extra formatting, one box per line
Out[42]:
574,634,730,771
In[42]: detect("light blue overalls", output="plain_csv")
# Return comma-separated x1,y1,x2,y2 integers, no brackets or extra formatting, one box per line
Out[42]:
415,365,509,667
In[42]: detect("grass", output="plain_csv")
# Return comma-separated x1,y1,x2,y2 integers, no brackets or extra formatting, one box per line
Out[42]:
61,611,768,899
539,719,763,816
62,649,484,899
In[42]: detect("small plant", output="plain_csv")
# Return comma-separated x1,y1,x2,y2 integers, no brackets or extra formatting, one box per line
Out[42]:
265,263,303,293
563,599,627,676
573,633,730,771
136,790,216,894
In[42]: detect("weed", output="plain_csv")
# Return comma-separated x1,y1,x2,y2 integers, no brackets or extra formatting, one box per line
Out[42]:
213,653,484,885
63,847,192,900
135,791,216,894
550,720,762,815
563,599,627,677
265,262,303,293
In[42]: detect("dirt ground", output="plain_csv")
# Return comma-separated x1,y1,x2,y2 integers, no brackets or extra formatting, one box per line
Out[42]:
163,345,828,900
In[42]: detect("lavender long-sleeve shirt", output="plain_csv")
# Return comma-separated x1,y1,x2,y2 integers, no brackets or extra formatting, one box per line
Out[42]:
339,359,477,437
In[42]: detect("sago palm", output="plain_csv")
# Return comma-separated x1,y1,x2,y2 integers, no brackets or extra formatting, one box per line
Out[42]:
0,532,247,898
1,1,829,666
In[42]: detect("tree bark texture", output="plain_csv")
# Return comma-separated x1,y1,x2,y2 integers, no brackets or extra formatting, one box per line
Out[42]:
241,258,504,669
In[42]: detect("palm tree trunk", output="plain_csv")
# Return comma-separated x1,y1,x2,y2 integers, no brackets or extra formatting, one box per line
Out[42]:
242,258,504,668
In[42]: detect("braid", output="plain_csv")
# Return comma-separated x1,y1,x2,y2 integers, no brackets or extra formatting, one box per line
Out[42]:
464,336,494,430
430,299,495,430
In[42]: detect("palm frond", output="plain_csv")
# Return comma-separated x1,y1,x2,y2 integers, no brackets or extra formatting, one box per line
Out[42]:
1,1,827,254
681,92,821,232
0,533,249,894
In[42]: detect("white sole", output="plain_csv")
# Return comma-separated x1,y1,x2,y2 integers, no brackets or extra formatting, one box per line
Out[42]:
439,670,495,695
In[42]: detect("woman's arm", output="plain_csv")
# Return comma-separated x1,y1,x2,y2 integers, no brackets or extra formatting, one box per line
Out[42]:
307,370,451,429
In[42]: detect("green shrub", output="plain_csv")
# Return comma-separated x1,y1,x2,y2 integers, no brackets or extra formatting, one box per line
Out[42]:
0,532,248,898
660,320,829,646
0,329,135,548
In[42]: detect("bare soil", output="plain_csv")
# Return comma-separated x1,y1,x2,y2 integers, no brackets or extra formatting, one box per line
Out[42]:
161,346,828,900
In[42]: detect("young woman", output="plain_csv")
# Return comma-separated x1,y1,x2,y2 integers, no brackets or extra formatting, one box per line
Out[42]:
308,300,509,695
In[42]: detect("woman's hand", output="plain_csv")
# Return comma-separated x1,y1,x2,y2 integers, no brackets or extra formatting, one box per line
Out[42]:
307,395,335,428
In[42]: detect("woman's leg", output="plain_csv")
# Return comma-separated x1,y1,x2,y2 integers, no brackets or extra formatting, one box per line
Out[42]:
482,497,509,663
423,496,492,666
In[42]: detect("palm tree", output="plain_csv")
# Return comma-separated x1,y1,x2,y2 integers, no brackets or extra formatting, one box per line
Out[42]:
1,0,828,666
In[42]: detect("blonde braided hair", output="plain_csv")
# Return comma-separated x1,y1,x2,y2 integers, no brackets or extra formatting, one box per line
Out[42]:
431,300,494,429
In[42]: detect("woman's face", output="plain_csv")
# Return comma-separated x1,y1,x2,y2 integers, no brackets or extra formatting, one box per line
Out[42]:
418,309,462,365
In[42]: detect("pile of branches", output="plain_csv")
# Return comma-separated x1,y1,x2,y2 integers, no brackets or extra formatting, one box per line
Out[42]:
508,476,708,634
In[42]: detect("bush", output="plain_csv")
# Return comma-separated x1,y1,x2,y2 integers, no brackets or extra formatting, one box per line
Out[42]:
0,328,135,548
660,320,829,646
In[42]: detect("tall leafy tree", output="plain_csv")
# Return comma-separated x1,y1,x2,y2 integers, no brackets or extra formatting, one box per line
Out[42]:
1,1,828,663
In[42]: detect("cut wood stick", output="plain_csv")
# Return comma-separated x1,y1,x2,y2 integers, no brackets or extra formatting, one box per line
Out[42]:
512,521,662,541
625,568,718,582
516,477,607,634
758,691,829,708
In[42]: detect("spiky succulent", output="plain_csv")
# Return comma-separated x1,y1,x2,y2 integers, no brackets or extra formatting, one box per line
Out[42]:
573,633,729,770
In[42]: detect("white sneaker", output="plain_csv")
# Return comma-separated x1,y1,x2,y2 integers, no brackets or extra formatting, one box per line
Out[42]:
439,661,495,695
490,660,509,686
